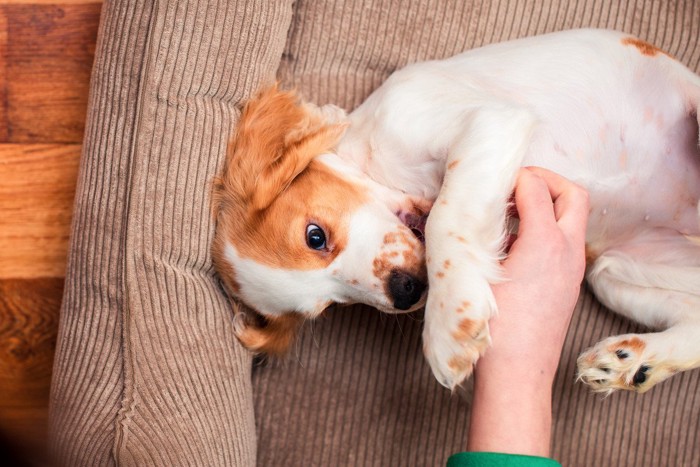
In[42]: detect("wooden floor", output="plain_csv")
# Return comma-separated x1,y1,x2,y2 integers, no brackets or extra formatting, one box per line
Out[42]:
0,1,102,460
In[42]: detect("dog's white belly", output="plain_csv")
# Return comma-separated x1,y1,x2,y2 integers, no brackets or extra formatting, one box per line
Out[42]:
343,28,700,252
524,100,700,253
452,28,700,248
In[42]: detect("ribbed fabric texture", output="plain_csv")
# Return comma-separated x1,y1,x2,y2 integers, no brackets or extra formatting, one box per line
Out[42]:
253,1,700,466
48,1,293,465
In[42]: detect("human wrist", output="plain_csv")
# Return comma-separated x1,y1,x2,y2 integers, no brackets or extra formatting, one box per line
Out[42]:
475,349,559,390
488,282,573,380
468,360,554,456
477,328,563,384
482,320,564,383
466,316,557,457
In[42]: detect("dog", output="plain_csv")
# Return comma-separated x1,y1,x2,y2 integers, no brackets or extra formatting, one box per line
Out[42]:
212,29,700,394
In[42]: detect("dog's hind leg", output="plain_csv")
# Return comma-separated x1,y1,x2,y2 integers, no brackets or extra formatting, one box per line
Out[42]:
577,322,700,394
577,230,700,393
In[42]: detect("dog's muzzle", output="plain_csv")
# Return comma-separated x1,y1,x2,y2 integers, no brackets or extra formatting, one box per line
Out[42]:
388,270,426,310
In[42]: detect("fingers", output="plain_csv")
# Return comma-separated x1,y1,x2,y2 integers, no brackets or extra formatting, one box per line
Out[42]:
512,169,557,237
522,167,589,245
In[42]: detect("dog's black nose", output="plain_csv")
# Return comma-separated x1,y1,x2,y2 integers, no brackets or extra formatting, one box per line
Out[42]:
388,270,426,310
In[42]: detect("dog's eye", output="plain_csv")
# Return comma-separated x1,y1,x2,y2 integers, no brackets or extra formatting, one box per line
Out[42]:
306,224,327,250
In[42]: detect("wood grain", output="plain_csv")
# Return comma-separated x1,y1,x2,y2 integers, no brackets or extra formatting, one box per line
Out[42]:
1,3,102,143
0,144,81,278
0,2,101,458
0,278,63,461
0,2,101,461
3,0,102,4
0,9,8,141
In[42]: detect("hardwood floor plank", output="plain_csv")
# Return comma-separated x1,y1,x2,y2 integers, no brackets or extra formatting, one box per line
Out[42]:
0,3,102,462
0,144,80,278
0,9,8,141
2,3,101,143
0,277,63,462
2,1,102,4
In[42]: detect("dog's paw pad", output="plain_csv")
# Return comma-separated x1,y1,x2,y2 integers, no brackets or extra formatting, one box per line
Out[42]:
577,336,654,393
632,364,651,385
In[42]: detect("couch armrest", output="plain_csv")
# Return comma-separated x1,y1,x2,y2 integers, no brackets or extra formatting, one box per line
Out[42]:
48,1,293,465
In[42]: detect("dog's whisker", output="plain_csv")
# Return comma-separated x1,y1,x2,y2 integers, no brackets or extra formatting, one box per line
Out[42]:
308,318,321,352
394,314,406,339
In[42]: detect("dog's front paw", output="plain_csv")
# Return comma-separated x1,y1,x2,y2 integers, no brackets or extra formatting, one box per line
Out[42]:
577,335,660,394
422,290,493,389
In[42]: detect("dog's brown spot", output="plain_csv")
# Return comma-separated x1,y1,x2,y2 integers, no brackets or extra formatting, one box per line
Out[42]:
373,256,393,279
452,318,479,342
440,200,448,206
456,300,471,313
383,231,399,244
448,355,471,373
609,336,646,354
448,159,460,170
436,271,445,278
350,279,359,285
621,37,666,57
447,231,467,243
444,259,451,269
372,231,425,284
384,230,415,250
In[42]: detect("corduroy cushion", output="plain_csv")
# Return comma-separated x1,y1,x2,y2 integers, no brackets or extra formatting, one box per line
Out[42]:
48,1,293,465
253,1,700,466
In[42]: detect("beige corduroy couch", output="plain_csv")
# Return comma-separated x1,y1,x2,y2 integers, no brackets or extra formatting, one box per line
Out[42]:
49,1,700,466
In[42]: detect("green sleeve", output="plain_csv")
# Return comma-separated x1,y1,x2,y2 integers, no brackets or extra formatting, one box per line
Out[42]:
447,452,562,467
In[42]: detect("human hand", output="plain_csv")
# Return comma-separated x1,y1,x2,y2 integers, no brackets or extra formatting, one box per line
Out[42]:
488,166,589,376
467,167,589,457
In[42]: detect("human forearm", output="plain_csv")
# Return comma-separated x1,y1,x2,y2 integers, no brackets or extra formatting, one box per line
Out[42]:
467,341,555,456
464,168,588,457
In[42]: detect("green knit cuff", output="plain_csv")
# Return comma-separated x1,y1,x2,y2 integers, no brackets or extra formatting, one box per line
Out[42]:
447,452,562,467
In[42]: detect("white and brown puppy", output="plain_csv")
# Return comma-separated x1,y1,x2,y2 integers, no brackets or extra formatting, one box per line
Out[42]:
212,90,431,354
213,29,700,393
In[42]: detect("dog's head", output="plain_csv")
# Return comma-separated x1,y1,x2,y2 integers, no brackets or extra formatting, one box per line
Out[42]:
213,86,430,354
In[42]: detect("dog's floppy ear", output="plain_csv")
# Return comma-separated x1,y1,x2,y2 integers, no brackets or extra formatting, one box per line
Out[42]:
234,307,304,356
220,84,348,213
